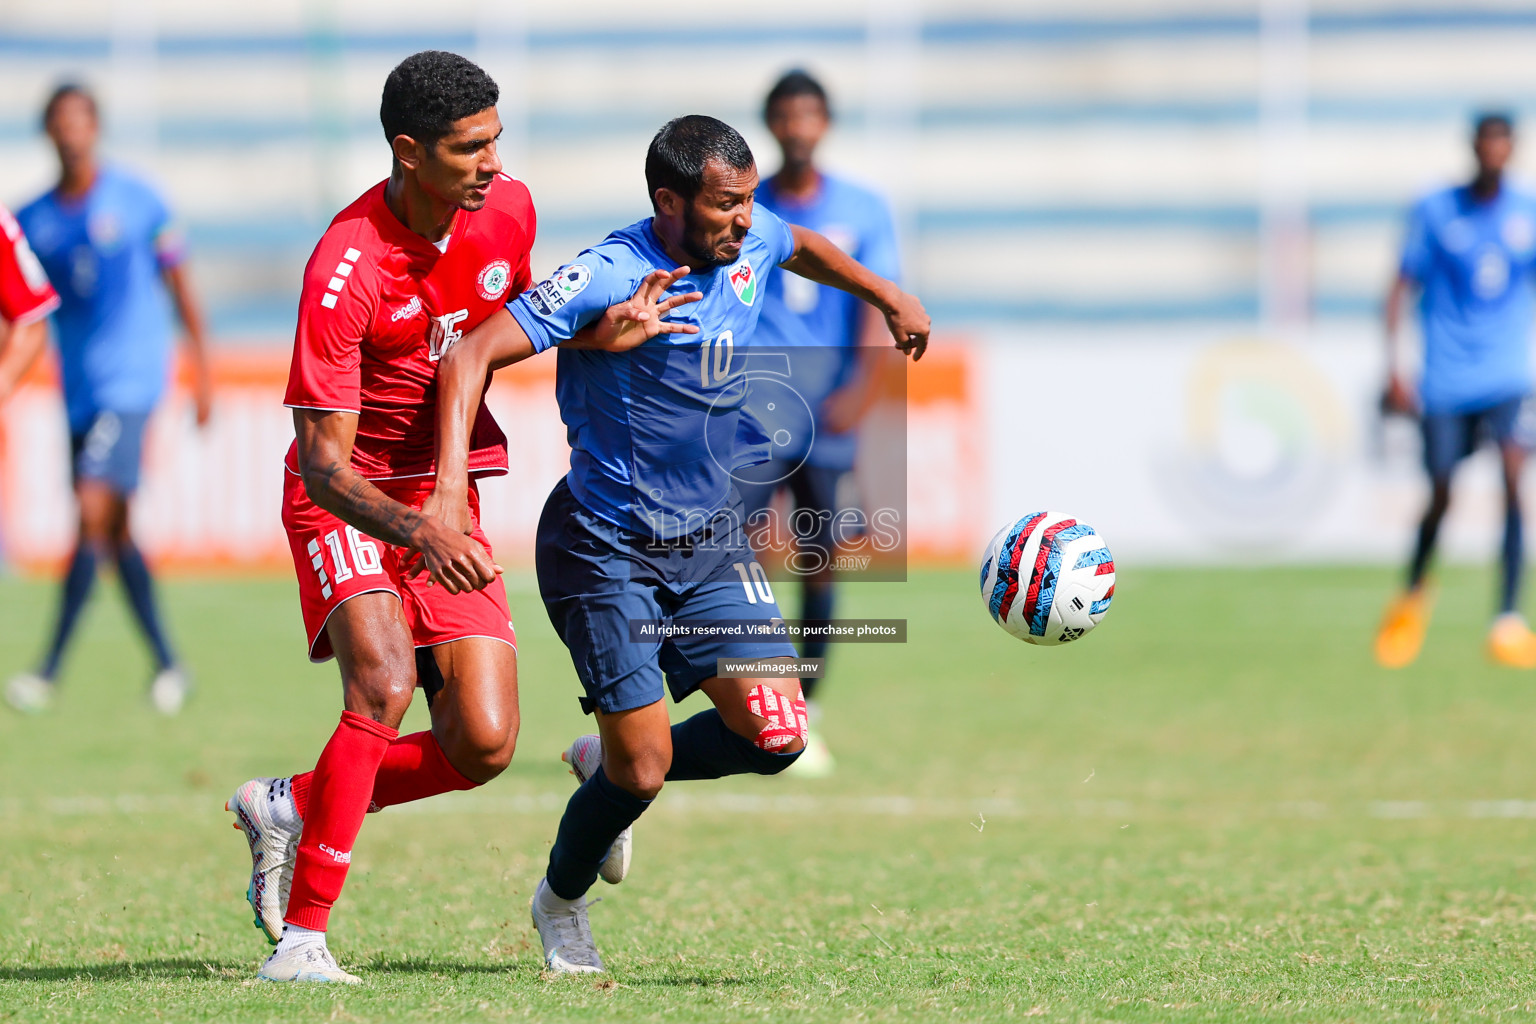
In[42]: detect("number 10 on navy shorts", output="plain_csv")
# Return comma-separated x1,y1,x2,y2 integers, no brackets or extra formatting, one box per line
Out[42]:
535,478,797,715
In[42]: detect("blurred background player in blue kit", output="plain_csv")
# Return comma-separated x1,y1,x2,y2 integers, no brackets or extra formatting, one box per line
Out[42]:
1375,113,1536,670
736,71,901,776
5,83,212,716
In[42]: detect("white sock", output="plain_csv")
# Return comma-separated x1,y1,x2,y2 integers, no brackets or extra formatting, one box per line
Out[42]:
537,878,583,911
267,778,302,831
273,923,325,956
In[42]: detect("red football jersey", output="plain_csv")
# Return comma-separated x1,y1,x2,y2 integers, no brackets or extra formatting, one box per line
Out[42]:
0,203,59,326
284,174,535,480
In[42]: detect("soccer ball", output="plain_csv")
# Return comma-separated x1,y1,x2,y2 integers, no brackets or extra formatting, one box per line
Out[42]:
979,512,1115,645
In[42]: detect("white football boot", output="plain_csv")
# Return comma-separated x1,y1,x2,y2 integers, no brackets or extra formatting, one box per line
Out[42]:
227,777,302,944
148,667,191,716
784,726,836,778
257,942,361,984
4,672,55,715
562,734,632,884
784,701,835,778
530,877,605,974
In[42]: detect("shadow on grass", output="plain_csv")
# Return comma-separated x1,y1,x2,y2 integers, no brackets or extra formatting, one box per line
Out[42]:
362,957,518,975
1,958,757,987
623,973,752,988
0,958,249,982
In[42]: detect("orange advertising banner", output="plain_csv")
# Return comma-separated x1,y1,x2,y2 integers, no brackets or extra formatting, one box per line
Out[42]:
0,342,980,573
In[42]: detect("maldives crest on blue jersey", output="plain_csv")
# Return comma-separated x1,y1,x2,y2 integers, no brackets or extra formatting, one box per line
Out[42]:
728,258,756,305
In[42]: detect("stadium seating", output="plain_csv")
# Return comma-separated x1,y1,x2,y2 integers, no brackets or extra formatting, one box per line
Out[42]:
4,1,1536,338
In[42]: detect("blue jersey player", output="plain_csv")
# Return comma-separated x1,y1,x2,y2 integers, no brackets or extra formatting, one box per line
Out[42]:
735,70,902,777
432,115,928,973
6,84,212,716
1376,113,1536,669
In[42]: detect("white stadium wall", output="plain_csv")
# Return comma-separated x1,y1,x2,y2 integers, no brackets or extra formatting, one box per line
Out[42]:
976,326,1512,567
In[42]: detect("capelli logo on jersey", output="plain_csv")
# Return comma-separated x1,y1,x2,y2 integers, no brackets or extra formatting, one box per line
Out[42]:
392,296,423,322
428,309,470,361
318,844,352,865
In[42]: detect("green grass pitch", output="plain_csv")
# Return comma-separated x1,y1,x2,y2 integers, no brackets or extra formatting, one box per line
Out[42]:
4,564,1536,1022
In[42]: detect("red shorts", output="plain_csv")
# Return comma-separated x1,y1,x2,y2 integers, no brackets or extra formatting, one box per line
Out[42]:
282,469,517,662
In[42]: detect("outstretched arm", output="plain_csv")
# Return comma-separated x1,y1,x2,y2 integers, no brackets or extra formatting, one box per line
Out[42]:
1383,273,1417,414
782,224,930,361
428,309,541,536
427,267,704,540
163,262,213,427
294,407,498,594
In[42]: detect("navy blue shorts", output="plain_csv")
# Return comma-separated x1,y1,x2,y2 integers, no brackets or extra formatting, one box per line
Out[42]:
535,477,797,715
1421,395,1530,482
735,459,854,555
70,410,150,494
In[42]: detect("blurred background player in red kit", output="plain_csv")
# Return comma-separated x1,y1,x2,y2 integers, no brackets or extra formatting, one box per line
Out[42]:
0,202,61,408
5,83,212,717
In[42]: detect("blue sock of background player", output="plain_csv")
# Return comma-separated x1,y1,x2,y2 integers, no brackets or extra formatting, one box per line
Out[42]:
1406,480,1449,591
544,716,798,899
1500,495,1523,615
116,541,176,670
38,545,98,681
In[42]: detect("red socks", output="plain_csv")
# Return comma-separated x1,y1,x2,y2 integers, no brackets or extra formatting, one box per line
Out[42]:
369,730,479,809
284,711,396,931
290,730,478,819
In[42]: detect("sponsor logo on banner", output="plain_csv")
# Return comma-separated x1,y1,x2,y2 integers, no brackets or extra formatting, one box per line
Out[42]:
728,259,756,305
477,259,512,301
391,295,423,322
529,263,591,315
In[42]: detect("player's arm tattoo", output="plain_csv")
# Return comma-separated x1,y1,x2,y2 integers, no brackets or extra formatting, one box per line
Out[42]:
294,408,428,549
306,458,430,549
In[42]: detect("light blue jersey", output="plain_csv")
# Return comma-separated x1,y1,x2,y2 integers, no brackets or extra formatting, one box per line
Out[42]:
509,209,798,538
754,174,899,470
1400,183,1536,414
16,166,183,431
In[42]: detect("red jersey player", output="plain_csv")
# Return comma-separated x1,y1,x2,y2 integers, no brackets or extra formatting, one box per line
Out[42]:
0,202,60,403
225,51,702,985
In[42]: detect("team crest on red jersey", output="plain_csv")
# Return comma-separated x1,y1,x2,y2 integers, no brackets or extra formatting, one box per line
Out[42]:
477,259,512,301
727,259,756,305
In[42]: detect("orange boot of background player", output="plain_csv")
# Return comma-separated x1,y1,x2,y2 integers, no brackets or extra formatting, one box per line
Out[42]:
1374,588,1433,668
1487,613,1536,669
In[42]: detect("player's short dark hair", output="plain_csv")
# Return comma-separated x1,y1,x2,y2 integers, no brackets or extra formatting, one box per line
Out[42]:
645,115,756,212
764,69,830,122
380,50,498,153
41,82,97,127
1475,111,1515,137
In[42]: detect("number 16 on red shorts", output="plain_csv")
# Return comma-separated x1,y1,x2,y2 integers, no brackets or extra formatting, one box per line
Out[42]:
281,468,517,663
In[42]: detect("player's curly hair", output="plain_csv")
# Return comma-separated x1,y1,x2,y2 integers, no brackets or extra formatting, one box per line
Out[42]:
645,115,756,212
380,50,498,154
763,69,830,122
